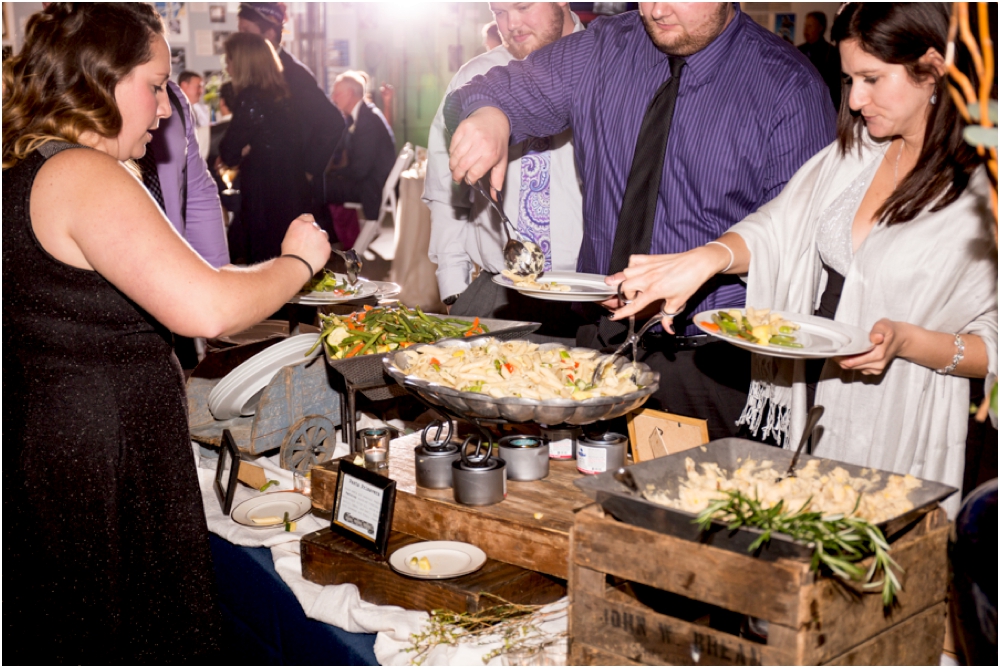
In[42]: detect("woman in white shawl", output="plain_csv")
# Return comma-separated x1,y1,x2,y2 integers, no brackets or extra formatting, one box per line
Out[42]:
609,3,997,516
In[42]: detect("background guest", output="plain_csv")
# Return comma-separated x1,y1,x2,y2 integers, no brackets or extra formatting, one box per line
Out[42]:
237,2,345,233
482,20,502,51
323,70,396,248
610,3,996,516
3,4,329,663
220,32,310,264
426,2,584,341
799,11,842,112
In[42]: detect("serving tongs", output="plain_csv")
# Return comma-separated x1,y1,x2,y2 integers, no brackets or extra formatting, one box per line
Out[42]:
775,405,824,483
332,248,362,286
591,283,665,386
470,179,544,276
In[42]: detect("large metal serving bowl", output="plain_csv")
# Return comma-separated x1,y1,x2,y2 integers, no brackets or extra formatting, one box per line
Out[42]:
382,338,660,426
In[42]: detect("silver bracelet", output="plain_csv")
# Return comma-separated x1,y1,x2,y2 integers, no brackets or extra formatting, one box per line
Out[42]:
706,241,734,273
935,333,965,375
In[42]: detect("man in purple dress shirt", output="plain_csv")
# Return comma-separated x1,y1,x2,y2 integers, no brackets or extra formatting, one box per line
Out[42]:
149,80,230,268
446,3,835,438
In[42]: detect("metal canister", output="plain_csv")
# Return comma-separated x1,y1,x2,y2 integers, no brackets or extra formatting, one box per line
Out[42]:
414,420,460,489
540,426,581,460
498,435,549,481
576,432,628,475
452,435,507,506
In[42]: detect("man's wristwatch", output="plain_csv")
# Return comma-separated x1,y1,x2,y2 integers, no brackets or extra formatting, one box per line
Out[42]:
442,293,461,306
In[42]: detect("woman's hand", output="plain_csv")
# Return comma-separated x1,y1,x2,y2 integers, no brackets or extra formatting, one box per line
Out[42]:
604,244,731,332
280,214,331,278
835,319,907,375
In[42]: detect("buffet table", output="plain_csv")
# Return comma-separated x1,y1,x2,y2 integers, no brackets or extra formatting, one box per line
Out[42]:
195,442,569,666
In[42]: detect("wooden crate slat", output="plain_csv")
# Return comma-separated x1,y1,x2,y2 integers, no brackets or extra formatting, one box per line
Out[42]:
791,511,950,664
569,641,645,666
819,602,945,666
572,504,808,626
570,586,795,665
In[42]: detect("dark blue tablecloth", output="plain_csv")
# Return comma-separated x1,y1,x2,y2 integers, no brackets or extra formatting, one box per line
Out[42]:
210,535,378,665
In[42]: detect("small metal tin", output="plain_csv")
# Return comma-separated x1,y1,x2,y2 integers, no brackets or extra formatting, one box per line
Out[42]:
577,432,628,475
414,420,460,489
452,435,506,506
498,435,550,482
540,426,581,460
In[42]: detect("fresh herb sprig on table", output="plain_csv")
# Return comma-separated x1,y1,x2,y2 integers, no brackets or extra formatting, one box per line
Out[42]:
404,594,565,665
695,490,903,606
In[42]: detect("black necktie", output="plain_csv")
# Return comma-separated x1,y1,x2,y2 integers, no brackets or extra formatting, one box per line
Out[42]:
137,143,165,211
598,56,685,346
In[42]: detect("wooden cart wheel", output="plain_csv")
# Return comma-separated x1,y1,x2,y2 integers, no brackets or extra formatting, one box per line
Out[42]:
279,415,337,473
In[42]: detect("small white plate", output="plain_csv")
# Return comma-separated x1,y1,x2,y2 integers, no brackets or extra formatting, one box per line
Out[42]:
492,271,616,302
231,491,311,528
371,280,401,298
388,540,488,580
693,309,874,360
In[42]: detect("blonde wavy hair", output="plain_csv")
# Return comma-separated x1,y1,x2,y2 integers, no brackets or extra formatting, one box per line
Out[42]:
2,3,165,169
224,32,288,100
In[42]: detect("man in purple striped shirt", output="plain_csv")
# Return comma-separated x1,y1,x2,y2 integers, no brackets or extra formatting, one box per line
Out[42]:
446,3,835,438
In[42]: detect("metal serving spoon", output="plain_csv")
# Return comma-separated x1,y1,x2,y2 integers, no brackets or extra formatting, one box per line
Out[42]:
776,405,824,483
332,248,362,286
470,179,545,276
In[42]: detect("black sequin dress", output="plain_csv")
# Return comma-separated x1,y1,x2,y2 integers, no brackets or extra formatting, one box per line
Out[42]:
3,144,221,664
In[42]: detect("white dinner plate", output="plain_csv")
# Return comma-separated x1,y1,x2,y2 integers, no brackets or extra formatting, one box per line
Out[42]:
289,276,379,304
231,491,312,528
492,271,616,302
693,309,874,360
388,541,488,580
208,334,322,419
371,280,401,298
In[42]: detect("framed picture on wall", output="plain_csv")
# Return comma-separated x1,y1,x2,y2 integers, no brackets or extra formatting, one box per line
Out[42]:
774,13,796,44
209,4,226,23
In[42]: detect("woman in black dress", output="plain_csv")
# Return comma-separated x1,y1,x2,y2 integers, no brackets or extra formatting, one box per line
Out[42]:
220,32,311,264
2,5,330,663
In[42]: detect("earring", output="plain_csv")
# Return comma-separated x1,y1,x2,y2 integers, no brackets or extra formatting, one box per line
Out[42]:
930,92,938,105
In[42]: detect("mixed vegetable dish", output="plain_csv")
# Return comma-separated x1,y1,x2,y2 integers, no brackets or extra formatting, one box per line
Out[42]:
310,305,489,359
700,307,802,348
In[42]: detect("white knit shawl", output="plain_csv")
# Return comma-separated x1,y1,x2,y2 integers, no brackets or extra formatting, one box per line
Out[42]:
729,135,998,517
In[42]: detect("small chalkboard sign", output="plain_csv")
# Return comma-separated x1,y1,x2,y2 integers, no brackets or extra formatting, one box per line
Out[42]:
330,459,396,557
215,429,241,515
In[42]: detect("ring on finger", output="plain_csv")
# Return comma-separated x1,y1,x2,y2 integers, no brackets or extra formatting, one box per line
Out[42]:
661,305,685,318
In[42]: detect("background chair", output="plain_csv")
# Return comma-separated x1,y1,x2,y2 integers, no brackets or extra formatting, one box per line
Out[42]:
344,142,415,257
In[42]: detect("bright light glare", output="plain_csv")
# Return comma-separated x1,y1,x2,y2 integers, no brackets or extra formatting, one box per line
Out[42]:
379,1,435,22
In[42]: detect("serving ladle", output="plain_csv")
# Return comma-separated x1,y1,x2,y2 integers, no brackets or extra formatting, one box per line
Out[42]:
470,179,545,276
332,248,362,286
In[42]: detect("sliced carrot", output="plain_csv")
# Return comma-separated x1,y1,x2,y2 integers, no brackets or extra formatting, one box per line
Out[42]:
700,321,720,332
364,305,373,311
345,342,365,358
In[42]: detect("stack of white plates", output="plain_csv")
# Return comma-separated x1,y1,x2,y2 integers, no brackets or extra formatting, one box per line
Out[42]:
371,280,401,299
208,334,322,420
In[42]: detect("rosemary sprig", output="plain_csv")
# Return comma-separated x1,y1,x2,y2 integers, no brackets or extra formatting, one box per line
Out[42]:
403,594,566,665
696,489,903,606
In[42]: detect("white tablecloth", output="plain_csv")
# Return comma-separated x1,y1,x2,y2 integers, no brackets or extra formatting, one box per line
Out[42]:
195,428,568,665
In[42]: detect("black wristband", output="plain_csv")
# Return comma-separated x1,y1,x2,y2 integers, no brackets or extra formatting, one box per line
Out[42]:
442,293,461,306
281,254,314,278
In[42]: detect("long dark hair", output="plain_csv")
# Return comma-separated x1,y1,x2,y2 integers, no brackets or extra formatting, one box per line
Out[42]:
832,3,979,224
2,3,165,168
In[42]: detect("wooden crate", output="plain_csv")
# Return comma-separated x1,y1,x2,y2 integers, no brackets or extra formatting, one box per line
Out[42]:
568,504,949,666
311,433,596,579
301,527,566,613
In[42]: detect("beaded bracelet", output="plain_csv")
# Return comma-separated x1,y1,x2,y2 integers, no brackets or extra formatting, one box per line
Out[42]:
706,241,735,273
935,333,965,375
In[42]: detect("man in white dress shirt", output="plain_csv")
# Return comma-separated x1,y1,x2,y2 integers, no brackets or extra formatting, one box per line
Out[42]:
178,70,212,160
424,2,584,341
